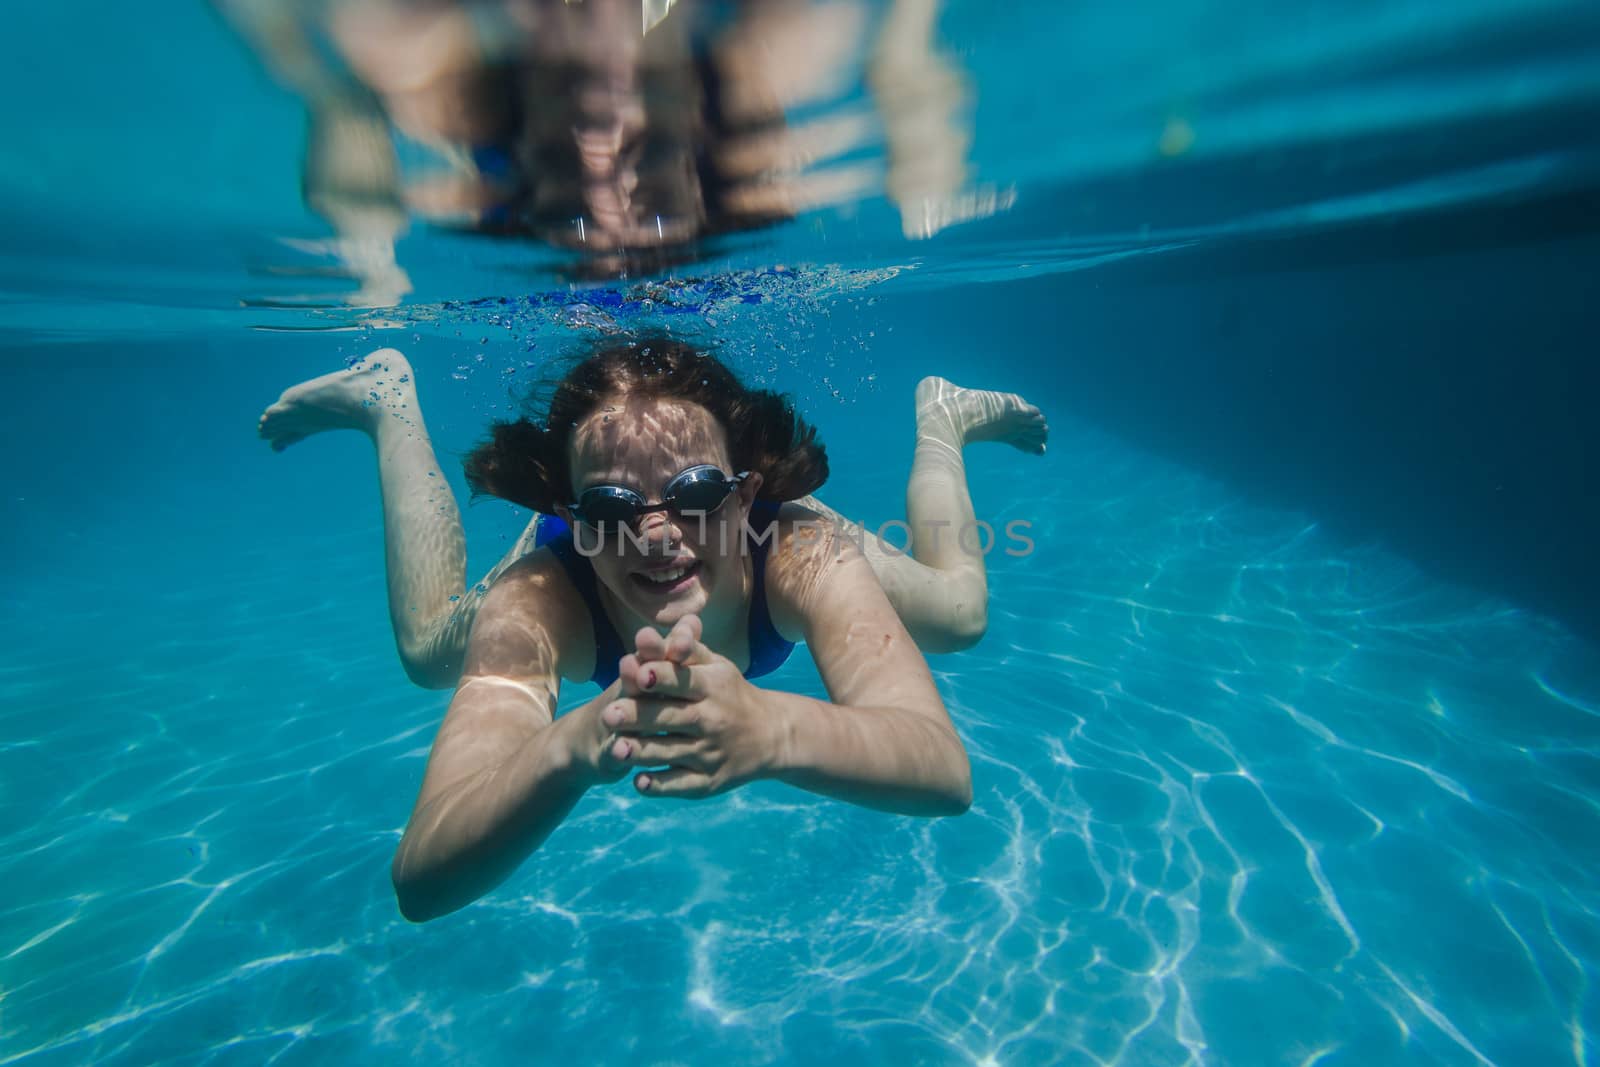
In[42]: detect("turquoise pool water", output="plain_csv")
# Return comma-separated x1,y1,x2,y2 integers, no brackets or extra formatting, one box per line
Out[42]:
4,1,1600,1064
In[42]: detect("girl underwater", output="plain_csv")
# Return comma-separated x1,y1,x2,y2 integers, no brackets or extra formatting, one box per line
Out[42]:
259,337,1046,920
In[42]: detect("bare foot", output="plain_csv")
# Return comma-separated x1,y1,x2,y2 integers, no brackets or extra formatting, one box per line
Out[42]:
258,348,418,451
915,376,1048,455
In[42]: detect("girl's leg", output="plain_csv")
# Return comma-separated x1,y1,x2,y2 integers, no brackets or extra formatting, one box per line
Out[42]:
804,376,1046,653
258,348,538,688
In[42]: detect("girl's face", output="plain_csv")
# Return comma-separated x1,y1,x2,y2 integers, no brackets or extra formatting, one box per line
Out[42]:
562,395,762,631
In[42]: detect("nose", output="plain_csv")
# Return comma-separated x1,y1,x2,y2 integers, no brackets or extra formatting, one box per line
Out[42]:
635,510,682,553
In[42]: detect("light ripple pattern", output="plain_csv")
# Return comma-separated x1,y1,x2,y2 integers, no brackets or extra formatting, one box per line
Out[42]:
2,421,1597,1066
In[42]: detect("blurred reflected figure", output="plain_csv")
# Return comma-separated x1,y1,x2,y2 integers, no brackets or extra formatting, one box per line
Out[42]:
219,0,414,305
871,0,1011,238
219,0,1000,293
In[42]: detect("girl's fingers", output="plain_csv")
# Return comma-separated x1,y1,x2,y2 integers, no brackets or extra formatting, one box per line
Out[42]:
616,653,643,696
630,616,704,673
664,616,702,661
623,736,704,769
601,697,634,730
634,766,712,798
603,695,702,734
633,626,668,664
594,736,628,779
635,661,699,699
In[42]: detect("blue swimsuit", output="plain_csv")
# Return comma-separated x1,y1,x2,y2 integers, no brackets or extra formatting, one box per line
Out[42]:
533,499,795,687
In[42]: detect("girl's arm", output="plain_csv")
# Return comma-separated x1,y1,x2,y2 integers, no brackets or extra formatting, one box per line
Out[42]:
389,552,625,923
610,522,971,815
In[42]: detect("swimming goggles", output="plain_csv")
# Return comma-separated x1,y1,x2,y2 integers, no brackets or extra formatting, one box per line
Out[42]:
569,465,750,530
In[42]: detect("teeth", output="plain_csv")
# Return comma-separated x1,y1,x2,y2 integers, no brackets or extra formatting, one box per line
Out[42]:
646,564,691,583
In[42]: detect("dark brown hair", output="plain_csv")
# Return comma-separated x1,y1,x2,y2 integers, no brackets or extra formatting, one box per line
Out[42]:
464,336,828,512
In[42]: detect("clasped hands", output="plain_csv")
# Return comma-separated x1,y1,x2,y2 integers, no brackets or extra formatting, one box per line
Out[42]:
585,615,782,798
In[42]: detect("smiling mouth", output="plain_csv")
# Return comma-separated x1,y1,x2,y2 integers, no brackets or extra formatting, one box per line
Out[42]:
631,560,702,593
